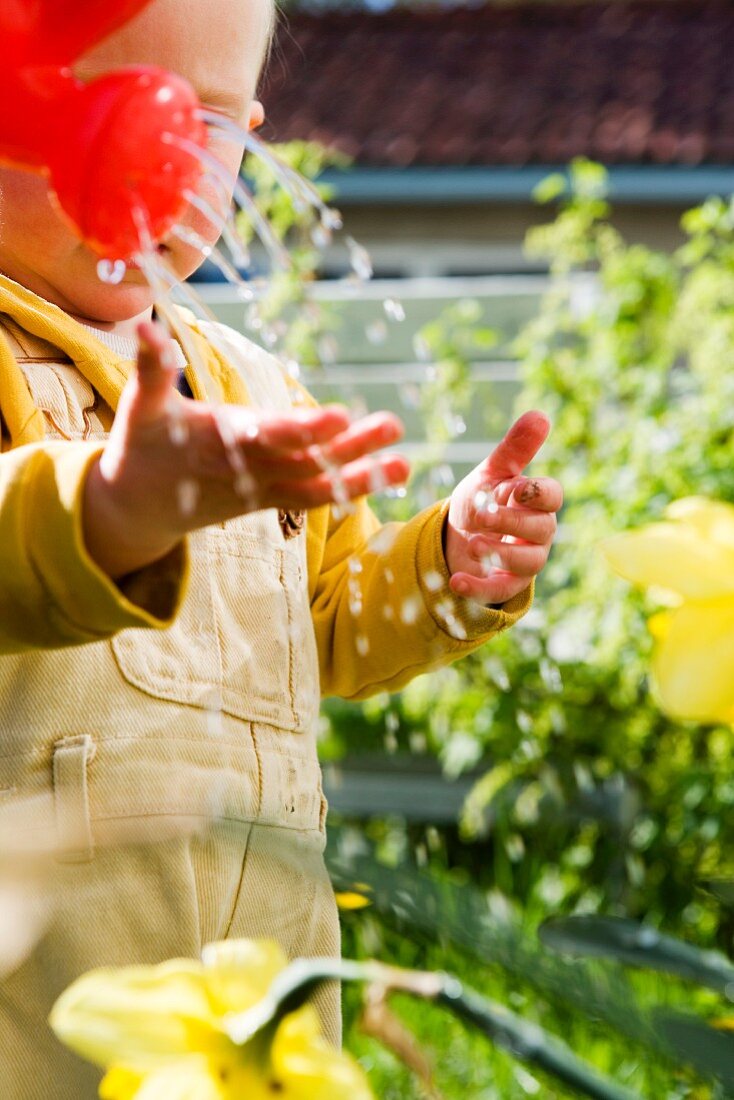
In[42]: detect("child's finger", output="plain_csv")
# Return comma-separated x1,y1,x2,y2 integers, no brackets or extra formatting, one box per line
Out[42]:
449,570,530,605
270,412,404,478
481,411,550,484
136,322,179,388
131,321,180,421
270,453,410,508
486,476,562,514
320,411,404,466
471,506,557,545
509,476,563,513
249,404,352,450
467,538,549,577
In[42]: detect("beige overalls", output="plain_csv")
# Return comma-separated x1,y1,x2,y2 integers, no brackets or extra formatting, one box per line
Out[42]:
0,317,339,1099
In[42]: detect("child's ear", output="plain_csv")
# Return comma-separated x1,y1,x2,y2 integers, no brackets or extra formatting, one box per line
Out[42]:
248,101,265,131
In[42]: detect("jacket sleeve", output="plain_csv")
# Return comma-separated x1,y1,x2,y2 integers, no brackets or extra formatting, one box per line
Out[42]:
307,494,533,701
0,440,188,653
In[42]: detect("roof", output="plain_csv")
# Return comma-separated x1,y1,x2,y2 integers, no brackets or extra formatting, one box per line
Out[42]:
260,1,734,168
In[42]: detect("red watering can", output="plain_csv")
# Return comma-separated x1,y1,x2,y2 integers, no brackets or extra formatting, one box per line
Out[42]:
0,0,207,258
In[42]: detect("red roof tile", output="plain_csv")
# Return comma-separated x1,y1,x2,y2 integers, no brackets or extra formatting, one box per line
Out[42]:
261,1,734,167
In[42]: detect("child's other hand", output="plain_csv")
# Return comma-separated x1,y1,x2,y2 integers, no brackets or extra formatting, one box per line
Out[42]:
444,411,562,605
83,322,409,580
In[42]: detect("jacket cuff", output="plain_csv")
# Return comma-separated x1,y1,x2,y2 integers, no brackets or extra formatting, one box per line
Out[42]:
25,443,189,642
415,499,534,642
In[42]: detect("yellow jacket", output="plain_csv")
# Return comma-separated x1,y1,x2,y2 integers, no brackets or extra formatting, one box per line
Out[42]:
0,274,531,704
0,276,534,1095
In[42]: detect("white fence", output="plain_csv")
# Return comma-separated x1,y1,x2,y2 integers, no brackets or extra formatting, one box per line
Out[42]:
193,274,551,477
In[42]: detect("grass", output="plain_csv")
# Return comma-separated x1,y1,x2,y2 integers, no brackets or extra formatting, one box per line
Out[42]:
340,907,724,1099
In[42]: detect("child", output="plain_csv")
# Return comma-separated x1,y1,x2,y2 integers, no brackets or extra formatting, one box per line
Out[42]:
0,0,562,1095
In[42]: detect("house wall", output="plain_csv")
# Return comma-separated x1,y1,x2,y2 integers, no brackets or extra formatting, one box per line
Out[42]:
319,200,689,277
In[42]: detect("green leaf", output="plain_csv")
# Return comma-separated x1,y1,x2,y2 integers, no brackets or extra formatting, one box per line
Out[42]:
540,916,734,994
533,172,568,204
654,1011,734,1091
439,981,640,1100
700,880,734,908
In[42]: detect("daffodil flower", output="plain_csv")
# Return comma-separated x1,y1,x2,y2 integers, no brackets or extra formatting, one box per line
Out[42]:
50,939,373,1100
602,496,734,723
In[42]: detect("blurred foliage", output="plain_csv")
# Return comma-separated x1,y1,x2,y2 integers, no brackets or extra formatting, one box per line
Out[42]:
256,146,734,1092
323,158,734,950
335,843,734,1098
237,140,348,368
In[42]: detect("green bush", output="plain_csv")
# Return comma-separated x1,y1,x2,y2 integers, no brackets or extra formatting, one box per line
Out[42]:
326,161,734,946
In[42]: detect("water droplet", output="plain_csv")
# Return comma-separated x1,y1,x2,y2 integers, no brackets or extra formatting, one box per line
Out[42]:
346,236,373,281
168,414,189,447
356,634,370,656
317,334,339,365
539,659,563,693
384,485,407,499
400,597,420,624
514,1066,541,1095
246,304,263,331
635,927,660,949
328,466,349,507
442,976,463,1001
97,258,127,285
413,334,432,362
234,470,256,499
398,383,421,410
409,731,427,753
474,488,499,514
383,298,406,323
331,500,357,521
160,346,178,371
384,567,395,584
260,324,279,349
321,208,343,231
365,320,388,346
176,479,200,517
434,598,453,621
367,526,399,555
424,571,443,592
204,689,224,737
235,284,254,302
382,604,394,621
310,224,331,249
517,710,533,734
348,558,363,575
433,464,455,490
451,617,468,639
349,396,369,420
384,730,398,754
348,573,363,615
284,358,301,380
368,463,388,494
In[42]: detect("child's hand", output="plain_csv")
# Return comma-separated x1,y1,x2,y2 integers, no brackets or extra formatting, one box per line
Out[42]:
83,322,409,580
444,411,562,605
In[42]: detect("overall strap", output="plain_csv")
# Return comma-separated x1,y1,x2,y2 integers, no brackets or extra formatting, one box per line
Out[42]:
0,324,46,446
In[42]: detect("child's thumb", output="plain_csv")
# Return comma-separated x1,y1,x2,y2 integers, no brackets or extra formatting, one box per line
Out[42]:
132,320,180,420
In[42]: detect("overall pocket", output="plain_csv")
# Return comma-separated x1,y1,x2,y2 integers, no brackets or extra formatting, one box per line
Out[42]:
111,512,319,732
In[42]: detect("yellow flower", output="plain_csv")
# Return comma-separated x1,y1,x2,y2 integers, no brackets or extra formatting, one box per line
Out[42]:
335,891,372,911
50,939,373,1100
602,497,734,723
